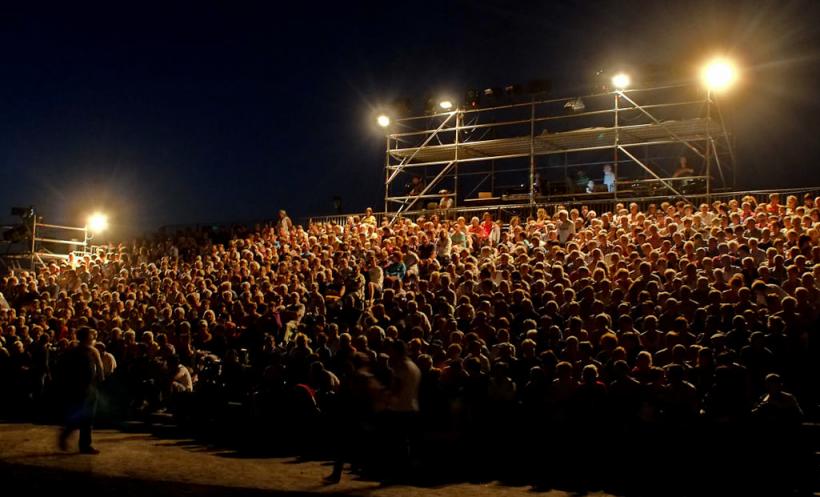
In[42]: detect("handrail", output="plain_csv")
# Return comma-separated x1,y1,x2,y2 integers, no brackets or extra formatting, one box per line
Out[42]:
36,223,87,232
309,186,820,225
34,237,86,246
393,83,694,123
389,99,706,139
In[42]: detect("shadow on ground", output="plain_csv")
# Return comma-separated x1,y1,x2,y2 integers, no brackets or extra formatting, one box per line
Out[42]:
0,462,349,497
1,416,814,497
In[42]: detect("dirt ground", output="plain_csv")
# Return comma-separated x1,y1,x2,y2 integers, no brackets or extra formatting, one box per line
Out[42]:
0,423,618,497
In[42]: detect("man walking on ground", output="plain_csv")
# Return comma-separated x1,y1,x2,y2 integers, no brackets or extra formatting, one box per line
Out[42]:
58,326,105,454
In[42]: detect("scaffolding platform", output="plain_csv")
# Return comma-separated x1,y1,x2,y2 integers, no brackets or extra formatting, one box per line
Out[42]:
382,83,735,222
390,118,722,164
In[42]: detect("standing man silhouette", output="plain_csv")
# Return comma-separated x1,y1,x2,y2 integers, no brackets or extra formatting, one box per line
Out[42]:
59,326,105,454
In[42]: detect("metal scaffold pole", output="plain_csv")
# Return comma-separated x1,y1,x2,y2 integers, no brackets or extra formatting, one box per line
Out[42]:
384,134,390,215
454,110,460,209
528,99,535,209
30,216,37,270
705,90,712,202
614,91,619,199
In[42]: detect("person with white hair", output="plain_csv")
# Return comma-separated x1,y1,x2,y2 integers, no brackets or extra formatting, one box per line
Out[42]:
277,209,293,237
556,210,576,245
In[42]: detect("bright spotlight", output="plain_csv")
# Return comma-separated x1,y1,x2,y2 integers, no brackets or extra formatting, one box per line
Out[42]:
87,212,109,234
702,58,737,92
376,114,391,128
439,100,453,110
611,72,631,90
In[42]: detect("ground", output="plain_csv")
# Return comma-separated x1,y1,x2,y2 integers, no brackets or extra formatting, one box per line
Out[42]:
0,423,617,497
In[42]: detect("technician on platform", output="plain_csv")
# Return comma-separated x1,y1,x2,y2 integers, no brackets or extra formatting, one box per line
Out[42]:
673,156,695,178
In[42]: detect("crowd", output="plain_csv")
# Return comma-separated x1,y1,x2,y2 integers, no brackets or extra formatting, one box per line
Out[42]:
1,194,818,490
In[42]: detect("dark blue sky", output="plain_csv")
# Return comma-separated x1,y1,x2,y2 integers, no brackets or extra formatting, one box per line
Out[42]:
1,0,818,237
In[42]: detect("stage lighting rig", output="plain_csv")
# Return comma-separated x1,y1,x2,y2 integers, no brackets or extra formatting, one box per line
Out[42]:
611,72,631,90
701,58,737,92
87,212,109,234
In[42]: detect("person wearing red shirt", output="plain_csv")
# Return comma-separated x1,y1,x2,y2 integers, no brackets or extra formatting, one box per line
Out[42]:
480,212,494,239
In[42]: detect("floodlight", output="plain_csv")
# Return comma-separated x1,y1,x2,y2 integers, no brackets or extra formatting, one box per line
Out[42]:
439,100,453,110
376,114,391,127
611,72,631,90
87,212,109,234
701,58,737,92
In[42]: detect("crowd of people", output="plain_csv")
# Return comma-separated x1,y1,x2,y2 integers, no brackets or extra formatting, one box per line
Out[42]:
1,194,818,491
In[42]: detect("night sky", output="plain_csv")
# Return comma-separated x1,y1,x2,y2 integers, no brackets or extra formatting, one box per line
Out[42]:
1,0,818,238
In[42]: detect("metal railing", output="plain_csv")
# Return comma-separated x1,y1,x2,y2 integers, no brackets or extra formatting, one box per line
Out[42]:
308,186,820,226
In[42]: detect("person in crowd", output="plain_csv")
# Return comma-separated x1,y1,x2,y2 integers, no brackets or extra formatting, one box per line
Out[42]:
381,339,421,479
384,251,407,281
277,209,293,237
58,327,105,454
555,210,575,244
752,373,803,424
362,207,377,226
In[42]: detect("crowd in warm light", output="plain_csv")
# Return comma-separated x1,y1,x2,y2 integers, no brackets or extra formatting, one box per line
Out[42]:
0,192,817,489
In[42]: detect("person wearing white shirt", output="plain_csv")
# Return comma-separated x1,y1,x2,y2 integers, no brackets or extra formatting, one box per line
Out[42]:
556,210,576,244
489,220,503,245
96,344,117,377
367,256,384,289
699,204,716,227
435,230,452,259
388,341,420,413
385,340,421,469
603,164,616,192
170,356,193,393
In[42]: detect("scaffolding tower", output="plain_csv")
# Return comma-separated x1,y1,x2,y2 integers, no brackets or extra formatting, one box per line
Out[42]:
383,82,734,221
0,219,91,273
